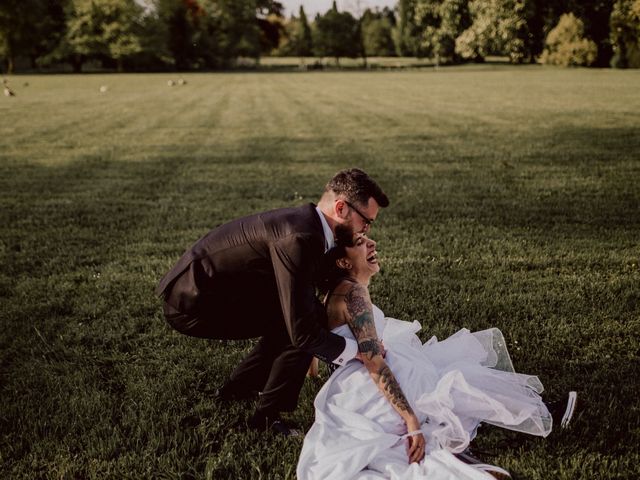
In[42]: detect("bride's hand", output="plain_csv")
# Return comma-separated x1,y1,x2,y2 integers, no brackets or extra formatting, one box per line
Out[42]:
405,419,425,463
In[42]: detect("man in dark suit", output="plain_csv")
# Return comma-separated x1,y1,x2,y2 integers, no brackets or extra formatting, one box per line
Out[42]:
156,168,389,434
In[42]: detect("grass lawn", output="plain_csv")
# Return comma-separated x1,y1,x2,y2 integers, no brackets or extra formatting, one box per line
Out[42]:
1,65,639,479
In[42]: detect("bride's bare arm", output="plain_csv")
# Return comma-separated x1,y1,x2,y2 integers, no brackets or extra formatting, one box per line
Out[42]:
343,282,425,463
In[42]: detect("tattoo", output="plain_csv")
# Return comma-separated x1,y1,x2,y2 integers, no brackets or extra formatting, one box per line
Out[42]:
345,285,368,320
344,284,374,338
344,283,380,358
343,282,414,419
352,311,375,336
358,339,382,358
378,365,413,414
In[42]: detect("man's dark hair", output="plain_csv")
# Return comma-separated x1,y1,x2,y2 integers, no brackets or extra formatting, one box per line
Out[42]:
325,168,389,208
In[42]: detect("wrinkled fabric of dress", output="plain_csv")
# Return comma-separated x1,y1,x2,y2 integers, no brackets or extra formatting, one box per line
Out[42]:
297,305,552,480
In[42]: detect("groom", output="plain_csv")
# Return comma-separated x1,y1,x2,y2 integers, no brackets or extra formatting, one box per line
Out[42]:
156,168,389,434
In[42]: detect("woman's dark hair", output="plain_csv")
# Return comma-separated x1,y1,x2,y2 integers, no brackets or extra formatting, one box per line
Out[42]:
316,227,354,295
325,168,389,208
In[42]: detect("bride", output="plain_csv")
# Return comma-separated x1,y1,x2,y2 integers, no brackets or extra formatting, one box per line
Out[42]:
297,233,574,480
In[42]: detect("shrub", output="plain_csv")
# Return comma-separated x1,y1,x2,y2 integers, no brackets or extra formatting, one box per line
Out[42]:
454,0,531,64
540,13,598,66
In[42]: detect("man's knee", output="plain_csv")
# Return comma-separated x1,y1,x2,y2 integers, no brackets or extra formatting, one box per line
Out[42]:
162,300,262,339
162,301,205,337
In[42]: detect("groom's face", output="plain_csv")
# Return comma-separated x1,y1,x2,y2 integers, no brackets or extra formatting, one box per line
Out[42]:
345,197,380,235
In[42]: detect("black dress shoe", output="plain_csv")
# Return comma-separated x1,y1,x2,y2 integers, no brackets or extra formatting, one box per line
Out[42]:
270,419,303,438
214,384,257,402
248,410,302,437
545,391,577,429
247,409,279,430
455,448,512,479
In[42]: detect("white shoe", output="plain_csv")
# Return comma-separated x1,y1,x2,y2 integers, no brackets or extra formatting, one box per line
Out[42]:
547,390,578,429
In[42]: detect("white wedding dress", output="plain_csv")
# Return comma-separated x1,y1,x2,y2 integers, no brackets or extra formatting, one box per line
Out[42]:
297,305,552,480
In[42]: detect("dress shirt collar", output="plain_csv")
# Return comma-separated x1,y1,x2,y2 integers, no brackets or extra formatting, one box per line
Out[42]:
315,206,335,252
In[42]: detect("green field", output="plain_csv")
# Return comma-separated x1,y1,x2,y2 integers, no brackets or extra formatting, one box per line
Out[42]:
1,66,639,479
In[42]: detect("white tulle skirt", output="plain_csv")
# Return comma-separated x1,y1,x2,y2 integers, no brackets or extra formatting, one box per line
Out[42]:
297,317,552,480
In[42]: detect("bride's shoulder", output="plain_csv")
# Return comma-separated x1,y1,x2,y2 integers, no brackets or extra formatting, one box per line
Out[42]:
324,280,352,311
330,280,372,307
325,280,362,329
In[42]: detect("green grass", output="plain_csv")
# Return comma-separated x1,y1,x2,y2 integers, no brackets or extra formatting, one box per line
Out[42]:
1,65,639,479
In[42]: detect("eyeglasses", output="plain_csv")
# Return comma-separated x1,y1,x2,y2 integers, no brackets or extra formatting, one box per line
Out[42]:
345,201,374,226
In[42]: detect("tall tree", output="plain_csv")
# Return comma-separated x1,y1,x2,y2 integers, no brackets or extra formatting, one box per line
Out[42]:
299,6,313,56
277,6,313,57
58,0,143,72
217,0,261,62
258,14,285,54
256,0,283,17
414,0,471,64
394,0,426,56
156,0,198,69
0,0,53,73
257,1,285,54
313,1,359,64
28,1,69,69
103,0,144,71
575,0,616,66
150,0,266,70
361,8,396,57
610,0,640,67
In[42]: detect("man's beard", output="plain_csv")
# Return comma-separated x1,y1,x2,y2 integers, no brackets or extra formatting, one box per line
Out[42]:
335,223,356,247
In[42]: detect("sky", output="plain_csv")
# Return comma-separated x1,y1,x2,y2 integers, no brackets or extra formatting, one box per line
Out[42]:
279,0,397,18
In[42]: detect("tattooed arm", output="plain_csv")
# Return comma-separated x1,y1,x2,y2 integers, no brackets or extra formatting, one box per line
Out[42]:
343,281,425,463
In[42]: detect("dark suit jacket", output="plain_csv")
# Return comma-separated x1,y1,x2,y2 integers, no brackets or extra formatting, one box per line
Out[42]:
156,203,346,362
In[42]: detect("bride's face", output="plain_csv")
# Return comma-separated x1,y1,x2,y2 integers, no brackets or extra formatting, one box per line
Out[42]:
342,234,379,278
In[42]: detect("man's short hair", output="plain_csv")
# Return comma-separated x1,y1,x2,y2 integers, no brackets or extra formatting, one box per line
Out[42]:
325,168,389,208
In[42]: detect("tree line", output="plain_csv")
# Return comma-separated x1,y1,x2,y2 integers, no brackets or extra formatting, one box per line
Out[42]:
1,0,639,73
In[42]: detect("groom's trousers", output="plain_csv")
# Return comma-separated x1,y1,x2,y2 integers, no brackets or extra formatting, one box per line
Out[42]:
162,270,314,414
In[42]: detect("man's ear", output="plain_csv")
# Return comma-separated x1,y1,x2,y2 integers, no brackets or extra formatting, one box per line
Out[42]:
335,199,348,219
